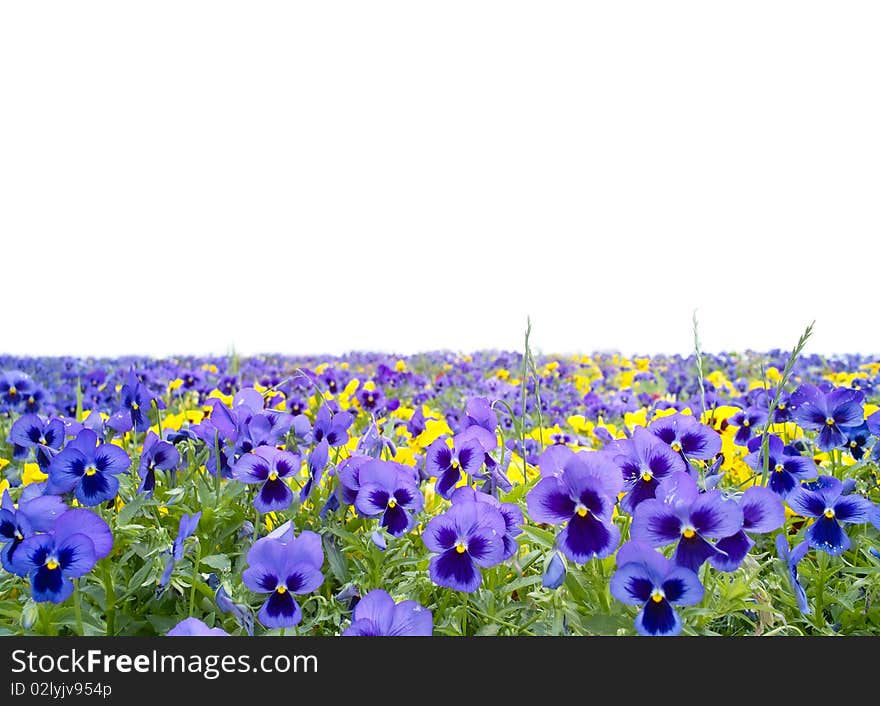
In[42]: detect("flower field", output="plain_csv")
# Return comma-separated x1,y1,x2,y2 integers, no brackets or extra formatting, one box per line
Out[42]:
2,340,880,637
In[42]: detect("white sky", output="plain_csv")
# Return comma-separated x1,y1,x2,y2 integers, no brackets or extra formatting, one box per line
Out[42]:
2,2,879,358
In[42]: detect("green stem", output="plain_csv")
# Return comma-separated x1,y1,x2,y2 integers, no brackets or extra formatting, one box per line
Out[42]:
189,540,202,617
815,551,828,630
73,580,84,636
101,562,116,637
462,593,469,636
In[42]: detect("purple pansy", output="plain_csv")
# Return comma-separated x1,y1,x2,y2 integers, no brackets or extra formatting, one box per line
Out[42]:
729,406,768,446
342,589,432,636
138,431,180,494
786,475,874,555
630,472,743,571
242,529,324,628
609,426,687,513
425,437,485,499
422,500,506,593
167,617,229,636
708,486,785,572
526,449,622,564
0,489,67,574
648,413,721,461
610,541,704,636
791,384,865,451
744,434,817,498
354,460,424,536
8,414,65,468
12,508,112,603
47,428,131,506
232,446,300,513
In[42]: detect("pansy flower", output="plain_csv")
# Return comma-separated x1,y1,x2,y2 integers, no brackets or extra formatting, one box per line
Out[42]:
708,486,785,571
743,434,817,498
630,472,743,571
342,589,432,636
451,486,522,560
422,500,506,593
242,529,324,628
138,431,181,494
167,617,229,636
0,488,66,574
786,475,874,555
610,541,704,636
47,428,131,506
791,384,864,451
648,413,721,461
609,426,687,513
8,414,65,468
12,508,112,604
526,449,622,564
232,446,300,513
354,460,424,536
729,406,768,446
425,436,485,499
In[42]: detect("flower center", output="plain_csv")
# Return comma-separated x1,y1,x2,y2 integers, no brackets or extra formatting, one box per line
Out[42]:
850,441,857,448
774,463,784,473
742,419,750,428
778,403,786,410
671,441,682,453
575,503,589,518
39,437,47,445
268,471,278,481
682,526,696,539
15,531,23,540
451,460,460,471
388,498,397,509
825,417,834,426
824,508,835,519
46,559,59,571
650,589,665,603
84,466,97,477
9,386,17,396
276,585,287,594
455,540,467,554
640,471,653,482
132,402,139,411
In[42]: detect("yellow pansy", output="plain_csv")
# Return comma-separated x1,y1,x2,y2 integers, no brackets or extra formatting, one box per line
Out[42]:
22,463,48,486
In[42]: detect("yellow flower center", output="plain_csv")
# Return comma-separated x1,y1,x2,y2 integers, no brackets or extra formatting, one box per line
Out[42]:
742,419,750,428
455,541,467,554
276,585,287,594
650,589,664,603
388,498,397,509
575,504,589,518
9,386,17,396
451,460,460,471
39,437,47,445
824,508,835,519
671,442,682,453
15,532,23,540
268,471,278,481
850,441,857,448
774,463,784,473
132,402,139,411
779,403,786,410
825,417,834,426
84,467,97,477
682,527,696,539
46,559,59,571
640,471,653,482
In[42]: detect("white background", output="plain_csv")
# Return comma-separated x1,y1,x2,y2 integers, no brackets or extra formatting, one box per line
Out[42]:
2,2,878,358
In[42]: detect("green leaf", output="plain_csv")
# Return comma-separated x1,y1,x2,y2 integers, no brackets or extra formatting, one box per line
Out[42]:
200,554,232,573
